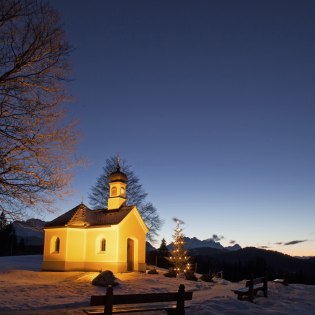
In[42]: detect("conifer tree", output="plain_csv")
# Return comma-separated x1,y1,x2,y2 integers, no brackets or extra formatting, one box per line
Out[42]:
158,238,169,255
167,218,190,276
0,211,8,230
89,156,163,242
156,238,170,268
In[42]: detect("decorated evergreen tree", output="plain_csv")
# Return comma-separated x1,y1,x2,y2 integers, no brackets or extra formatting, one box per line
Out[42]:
167,218,190,276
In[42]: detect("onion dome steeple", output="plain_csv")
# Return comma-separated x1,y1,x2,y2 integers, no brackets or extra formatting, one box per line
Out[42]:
108,156,128,210
109,157,128,183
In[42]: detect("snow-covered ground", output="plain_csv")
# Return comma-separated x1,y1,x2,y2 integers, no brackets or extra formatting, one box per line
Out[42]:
0,255,314,314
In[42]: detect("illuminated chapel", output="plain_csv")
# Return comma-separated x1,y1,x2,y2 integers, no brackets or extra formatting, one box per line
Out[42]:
42,162,148,272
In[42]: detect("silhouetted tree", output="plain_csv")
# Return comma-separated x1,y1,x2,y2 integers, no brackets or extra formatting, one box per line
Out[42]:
158,238,169,254
89,156,163,242
156,238,171,268
0,223,16,255
18,237,26,251
0,0,80,220
0,211,8,230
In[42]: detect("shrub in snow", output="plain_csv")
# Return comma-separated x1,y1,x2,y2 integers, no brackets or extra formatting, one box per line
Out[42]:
200,274,214,282
147,268,158,274
92,270,118,287
164,270,177,278
185,271,198,281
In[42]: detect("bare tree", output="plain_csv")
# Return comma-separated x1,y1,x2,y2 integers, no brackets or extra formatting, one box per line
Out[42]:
0,0,79,220
89,156,163,242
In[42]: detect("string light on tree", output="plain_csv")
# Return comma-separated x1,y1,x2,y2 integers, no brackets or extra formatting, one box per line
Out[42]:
167,217,190,276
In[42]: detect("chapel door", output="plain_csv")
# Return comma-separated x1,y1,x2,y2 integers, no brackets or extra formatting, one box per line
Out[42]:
127,238,134,271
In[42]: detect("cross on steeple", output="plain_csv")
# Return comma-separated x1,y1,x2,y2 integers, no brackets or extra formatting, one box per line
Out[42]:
116,153,121,171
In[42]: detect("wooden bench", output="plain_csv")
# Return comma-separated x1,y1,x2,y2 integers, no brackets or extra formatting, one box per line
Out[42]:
84,284,193,315
232,275,268,302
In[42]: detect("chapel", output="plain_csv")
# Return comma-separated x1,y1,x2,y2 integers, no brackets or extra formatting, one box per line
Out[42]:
42,161,148,272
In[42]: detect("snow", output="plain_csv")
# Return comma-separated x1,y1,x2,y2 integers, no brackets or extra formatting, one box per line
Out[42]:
0,255,314,314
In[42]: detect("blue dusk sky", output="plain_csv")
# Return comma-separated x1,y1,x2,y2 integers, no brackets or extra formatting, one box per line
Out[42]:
49,0,315,256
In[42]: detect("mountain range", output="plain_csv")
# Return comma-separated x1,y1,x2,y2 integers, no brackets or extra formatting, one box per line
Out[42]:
179,237,241,251
146,236,315,285
12,219,45,246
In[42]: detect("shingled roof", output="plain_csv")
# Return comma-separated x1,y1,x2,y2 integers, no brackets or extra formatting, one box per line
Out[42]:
44,203,134,228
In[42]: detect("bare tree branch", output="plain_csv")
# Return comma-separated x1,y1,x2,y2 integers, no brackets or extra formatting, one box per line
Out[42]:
0,0,81,220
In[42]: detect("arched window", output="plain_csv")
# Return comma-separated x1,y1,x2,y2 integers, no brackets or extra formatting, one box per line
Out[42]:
120,187,125,195
100,238,106,252
55,237,60,253
111,186,117,196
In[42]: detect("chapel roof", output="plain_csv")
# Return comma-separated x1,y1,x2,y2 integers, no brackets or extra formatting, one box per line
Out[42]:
44,203,134,228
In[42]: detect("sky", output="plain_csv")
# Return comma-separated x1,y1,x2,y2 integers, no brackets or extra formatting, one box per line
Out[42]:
46,0,315,256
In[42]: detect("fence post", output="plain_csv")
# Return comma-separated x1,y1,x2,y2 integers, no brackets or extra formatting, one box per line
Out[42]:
105,285,113,315
177,284,185,315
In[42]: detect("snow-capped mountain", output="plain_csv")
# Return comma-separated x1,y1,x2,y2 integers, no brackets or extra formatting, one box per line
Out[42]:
12,219,45,246
167,237,241,251
225,244,242,251
183,237,224,249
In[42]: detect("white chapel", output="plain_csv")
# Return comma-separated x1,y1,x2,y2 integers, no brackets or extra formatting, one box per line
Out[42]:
42,161,148,272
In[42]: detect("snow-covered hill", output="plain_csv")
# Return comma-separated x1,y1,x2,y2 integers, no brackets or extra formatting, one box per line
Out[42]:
0,255,314,314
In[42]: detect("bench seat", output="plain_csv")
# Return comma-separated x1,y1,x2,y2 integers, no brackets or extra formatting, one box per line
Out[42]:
232,276,268,302
84,304,189,314
84,284,193,315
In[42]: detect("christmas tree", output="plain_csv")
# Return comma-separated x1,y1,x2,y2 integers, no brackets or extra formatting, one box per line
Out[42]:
167,218,190,276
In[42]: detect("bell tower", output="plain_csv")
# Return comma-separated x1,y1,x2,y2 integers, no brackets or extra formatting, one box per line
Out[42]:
108,158,127,210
